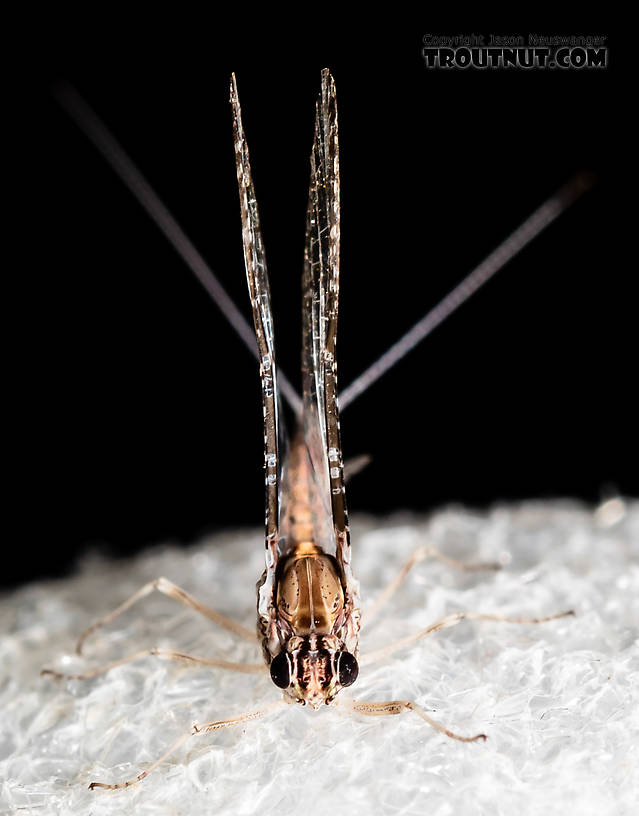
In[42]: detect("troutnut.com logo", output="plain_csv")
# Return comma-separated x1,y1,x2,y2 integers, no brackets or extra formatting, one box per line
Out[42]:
422,34,607,69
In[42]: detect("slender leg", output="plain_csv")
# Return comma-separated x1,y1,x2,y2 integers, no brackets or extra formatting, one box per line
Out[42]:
360,609,575,667
42,647,265,681
337,698,486,743
75,576,256,655
364,544,503,628
87,699,286,790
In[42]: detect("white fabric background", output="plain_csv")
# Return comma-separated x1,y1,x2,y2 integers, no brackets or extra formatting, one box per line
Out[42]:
1,500,637,816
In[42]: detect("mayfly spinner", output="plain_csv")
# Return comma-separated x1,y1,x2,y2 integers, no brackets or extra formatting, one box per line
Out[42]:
44,70,583,790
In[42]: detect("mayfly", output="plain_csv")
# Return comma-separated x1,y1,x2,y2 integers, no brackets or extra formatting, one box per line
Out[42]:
44,69,584,790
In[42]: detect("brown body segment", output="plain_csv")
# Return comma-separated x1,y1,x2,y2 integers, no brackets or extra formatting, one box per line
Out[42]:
282,429,333,553
277,547,344,635
276,431,345,638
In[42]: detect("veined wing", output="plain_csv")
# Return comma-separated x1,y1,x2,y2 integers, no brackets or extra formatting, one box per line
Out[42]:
230,74,281,543
302,69,350,557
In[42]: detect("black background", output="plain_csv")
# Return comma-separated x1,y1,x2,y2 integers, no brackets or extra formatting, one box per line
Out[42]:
10,24,632,589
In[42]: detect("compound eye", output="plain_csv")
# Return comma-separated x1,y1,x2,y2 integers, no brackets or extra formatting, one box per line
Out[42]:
270,651,291,689
337,651,359,687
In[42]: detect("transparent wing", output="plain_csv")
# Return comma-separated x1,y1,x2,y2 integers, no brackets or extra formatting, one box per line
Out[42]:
302,69,350,554
230,74,282,542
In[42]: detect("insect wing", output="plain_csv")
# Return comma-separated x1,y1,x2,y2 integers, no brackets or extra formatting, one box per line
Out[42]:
230,75,282,543
302,69,350,557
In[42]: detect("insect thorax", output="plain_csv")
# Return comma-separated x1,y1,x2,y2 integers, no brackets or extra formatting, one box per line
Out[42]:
256,539,360,707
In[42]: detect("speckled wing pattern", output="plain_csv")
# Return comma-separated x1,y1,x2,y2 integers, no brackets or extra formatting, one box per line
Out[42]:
302,70,353,575
230,74,280,545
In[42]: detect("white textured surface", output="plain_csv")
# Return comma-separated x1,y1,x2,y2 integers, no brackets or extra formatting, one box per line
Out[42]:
1,501,638,816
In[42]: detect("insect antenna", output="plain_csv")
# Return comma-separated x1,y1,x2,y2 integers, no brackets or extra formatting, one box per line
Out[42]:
338,171,595,410
52,81,303,417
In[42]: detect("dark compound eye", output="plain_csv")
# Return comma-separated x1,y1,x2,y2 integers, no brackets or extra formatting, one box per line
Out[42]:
270,651,291,689
337,651,359,687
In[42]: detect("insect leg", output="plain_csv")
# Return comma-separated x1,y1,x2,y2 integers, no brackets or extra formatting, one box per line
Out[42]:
364,545,502,628
75,576,256,655
360,609,575,667
42,647,265,681
337,698,486,743
87,699,286,791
